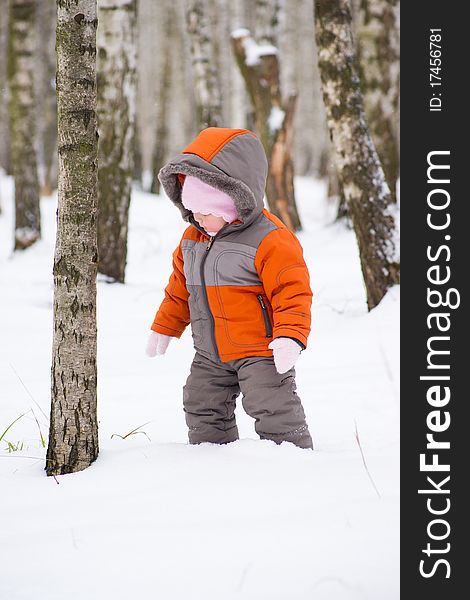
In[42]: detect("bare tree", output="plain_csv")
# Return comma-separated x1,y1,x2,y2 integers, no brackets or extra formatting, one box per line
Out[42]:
36,0,57,196
228,0,250,129
254,0,280,45
357,0,399,201
185,0,223,130
231,23,301,231
280,0,327,178
151,0,174,195
0,0,11,184
47,0,99,476
97,0,137,283
8,0,41,250
133,111,143,185
315,0,399,309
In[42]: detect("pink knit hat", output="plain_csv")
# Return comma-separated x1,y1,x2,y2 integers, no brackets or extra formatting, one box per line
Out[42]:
181,175,239,223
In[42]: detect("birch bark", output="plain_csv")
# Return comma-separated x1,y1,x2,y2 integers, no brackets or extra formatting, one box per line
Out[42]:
186,0,223,130
151,0,174,195
8,0,41,250
357,0,400,200
315,0,399,308
36,0,58,195
0,0,11,182
47,0,99,476
97,0,137,282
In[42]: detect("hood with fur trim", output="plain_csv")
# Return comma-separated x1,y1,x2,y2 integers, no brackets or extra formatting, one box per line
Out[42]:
158,128,268,231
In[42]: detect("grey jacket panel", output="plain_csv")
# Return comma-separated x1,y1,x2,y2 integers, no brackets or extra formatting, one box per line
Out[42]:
215,211,278,243
181,239,204,286
211,134,268,212
186,285,218,359
210,247,261,287
182,238,262,287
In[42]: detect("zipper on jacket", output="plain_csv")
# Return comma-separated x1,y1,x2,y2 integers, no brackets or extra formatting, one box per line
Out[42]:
257,294,273,338
200,236,220,360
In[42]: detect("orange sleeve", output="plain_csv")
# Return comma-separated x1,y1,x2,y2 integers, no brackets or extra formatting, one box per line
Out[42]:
254,228,312,348
150,239,190,338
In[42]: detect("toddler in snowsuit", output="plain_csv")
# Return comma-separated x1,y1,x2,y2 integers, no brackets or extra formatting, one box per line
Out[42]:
146,127,313,449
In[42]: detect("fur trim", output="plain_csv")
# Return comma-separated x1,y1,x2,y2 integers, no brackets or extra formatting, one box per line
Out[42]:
159,161,258,222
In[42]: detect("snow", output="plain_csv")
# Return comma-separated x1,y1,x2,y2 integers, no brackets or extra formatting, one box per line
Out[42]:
230,28,251,39
0,173,399,599
240,36,279,67
14,226,39,246
268,106,285,133
229,28,278,67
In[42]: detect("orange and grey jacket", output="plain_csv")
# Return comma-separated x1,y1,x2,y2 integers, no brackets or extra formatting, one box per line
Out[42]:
150,127,312,363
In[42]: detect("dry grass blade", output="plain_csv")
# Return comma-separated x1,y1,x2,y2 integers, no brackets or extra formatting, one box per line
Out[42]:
30,408,46,448
354,419,381,499
0,411,30,442
0,454,46,460
9,362,48,421
111,421,152,443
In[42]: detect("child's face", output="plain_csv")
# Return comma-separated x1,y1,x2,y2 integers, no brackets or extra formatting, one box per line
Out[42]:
193,212,228,235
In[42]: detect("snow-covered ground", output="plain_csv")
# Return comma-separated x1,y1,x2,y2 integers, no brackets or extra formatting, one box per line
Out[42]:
0,174,399,600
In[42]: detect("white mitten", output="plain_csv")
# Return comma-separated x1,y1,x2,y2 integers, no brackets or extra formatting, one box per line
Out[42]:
145,331,172,357
268,337,302,374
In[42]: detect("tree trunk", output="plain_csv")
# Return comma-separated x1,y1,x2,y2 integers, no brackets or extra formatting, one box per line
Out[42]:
186,0,223,130
231,27,301,231
315,0,399,309
228,0,249,129
151,0,174,195
97,0,137,283
132,0,142,187
0,0,11,180
36,0,58,196
8,0,41,250
268,92,300,229
254,0,280,45
47,0,99,477
357,0,400,201
327,156,348,222
133,119,143,186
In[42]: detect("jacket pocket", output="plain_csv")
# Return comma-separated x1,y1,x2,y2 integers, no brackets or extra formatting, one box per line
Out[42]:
257,295,273,338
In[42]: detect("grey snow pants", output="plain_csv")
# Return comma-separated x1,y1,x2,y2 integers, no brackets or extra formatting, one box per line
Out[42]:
183,352,313,449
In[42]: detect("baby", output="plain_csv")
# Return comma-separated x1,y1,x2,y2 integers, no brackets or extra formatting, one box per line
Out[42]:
147,127,313,449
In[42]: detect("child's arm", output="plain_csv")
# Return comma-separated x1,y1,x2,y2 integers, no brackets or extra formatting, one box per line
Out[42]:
150,240,190,339
254,228,312,349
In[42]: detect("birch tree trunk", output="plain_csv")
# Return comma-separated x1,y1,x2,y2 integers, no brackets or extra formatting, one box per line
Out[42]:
185,0,223,130
133,113,143,185
8,0,41,250
0,0,11,181
36,0,57,196
47,0,99,476
228,0,249,129
280,0,315,176
97,0,137,283
254,0,280,45
209,0,231,126
315,0,399,309
357,0,399,201
151,0,174,195
231,27,301,231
